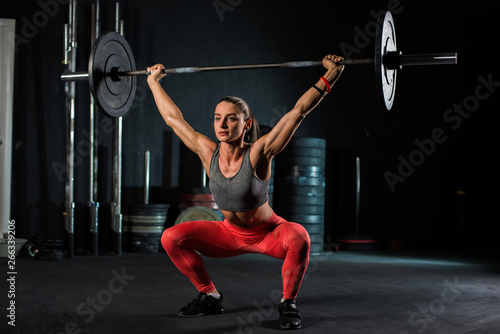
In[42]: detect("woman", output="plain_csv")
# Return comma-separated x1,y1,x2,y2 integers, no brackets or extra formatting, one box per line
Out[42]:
147,54,344,329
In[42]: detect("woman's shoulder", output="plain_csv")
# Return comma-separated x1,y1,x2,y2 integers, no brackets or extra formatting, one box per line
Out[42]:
247,136,272,168
199,139,218,167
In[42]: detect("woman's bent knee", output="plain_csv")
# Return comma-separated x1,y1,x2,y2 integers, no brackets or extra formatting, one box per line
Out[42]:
286,223,311,252
161,225,181,253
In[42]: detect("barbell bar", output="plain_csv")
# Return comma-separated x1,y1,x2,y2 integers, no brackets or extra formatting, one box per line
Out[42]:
60,54,456,80
60,11,458,117
125,53,457,75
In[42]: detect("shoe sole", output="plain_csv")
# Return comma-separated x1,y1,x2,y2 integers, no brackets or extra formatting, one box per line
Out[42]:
280,324,302,329
177,312,205,318
177,310,224,318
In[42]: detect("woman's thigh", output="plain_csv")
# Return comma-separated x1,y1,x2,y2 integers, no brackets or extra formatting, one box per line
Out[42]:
162,220,248,258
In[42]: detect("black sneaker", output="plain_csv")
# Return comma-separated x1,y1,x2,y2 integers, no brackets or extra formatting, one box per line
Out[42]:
278,299,302,329
177,292,224,317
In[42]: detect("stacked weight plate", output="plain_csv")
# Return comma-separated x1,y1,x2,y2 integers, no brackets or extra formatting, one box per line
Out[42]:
123,204,170,253
179,189,224,221
274,138,326,253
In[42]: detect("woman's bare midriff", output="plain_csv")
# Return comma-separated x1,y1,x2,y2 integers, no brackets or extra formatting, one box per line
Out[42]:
221,202,275,228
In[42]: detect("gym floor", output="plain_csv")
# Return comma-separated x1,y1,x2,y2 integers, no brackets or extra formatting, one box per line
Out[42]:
2,248,499,334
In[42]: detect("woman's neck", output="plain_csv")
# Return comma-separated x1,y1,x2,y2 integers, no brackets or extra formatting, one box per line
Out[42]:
219,141,248,163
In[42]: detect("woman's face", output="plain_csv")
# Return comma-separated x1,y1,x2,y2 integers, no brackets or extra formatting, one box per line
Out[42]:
214,102,250,143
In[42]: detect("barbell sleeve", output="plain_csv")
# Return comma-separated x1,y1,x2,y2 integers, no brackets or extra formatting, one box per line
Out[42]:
384,52,458,69
61,71,90,81
399,52,458,66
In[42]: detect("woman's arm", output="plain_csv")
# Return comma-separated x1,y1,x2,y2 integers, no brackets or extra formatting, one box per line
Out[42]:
256,54,344,158
147,64,216,169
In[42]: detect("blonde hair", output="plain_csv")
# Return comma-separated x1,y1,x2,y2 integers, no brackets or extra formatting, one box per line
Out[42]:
219,96,260,143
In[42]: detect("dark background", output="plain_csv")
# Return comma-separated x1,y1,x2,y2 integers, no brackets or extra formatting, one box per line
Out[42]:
4,0,499,253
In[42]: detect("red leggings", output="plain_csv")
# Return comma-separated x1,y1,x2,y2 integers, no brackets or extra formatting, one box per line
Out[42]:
161,213,310,300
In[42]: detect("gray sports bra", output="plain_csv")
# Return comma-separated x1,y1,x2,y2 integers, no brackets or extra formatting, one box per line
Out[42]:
209,145,270,212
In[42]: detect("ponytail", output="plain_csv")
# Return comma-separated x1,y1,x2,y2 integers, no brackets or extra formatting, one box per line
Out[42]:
245,114,260,144
219,96,260,143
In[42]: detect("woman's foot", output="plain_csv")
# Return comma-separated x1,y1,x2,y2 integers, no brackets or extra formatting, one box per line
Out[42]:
177,292,225,317
278,299,302,329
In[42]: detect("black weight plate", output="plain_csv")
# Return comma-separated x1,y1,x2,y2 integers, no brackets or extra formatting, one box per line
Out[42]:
283,165,325,178
89,31,136,117
310,243,324,253
308,233,324,245
279,147,326,158
300,223,324,234
278,157,326,167
275,176,325,187
287,137,326,148
285,214,324,224
273,195,325,206
375,11,397,111
274,185,325,197
278,205,325,215
128,203,170,215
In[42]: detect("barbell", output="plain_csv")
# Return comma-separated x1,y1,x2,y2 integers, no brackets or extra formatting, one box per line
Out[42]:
61,11,457,117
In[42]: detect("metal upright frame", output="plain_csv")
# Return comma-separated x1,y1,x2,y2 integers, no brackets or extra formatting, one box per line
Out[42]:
63,0,127,257
63,0,77,257
89,0,100,256
111,2,125,256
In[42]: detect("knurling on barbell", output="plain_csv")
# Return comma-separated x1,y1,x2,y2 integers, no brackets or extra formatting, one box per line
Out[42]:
61,10,457,117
